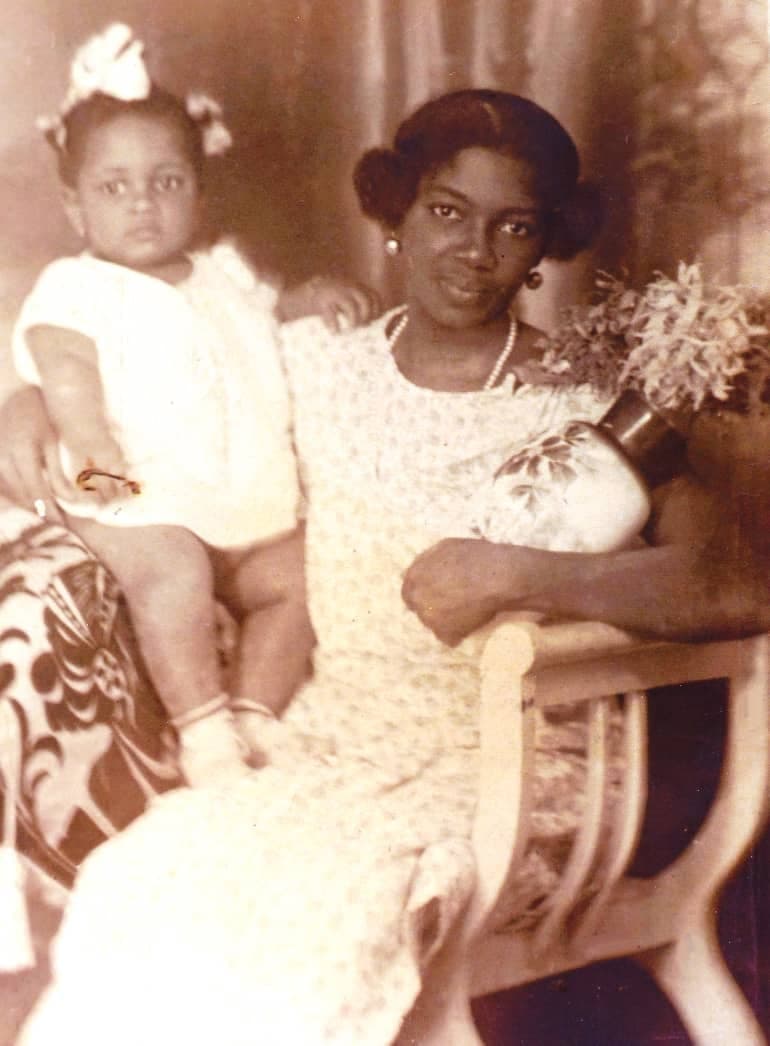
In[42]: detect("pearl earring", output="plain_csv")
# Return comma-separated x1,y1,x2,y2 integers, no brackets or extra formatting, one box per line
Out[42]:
525,269,543,290
384,236,401,256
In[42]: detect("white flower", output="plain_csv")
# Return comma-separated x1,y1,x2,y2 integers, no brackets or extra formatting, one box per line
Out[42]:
66,23,151,108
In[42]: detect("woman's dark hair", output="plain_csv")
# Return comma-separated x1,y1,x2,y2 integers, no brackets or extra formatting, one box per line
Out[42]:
50,86,206,188
353,88,602,260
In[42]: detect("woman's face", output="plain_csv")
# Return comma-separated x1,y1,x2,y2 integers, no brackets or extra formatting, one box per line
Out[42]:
398,146,546,330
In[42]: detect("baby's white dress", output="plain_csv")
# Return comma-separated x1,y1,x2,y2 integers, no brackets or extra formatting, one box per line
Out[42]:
12,243,298,548
20,313,619,1046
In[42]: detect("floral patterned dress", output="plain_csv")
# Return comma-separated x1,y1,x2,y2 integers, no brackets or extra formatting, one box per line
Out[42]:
21,313,614,1046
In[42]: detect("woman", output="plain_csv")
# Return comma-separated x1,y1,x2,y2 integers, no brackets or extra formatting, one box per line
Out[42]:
3,89,769,1044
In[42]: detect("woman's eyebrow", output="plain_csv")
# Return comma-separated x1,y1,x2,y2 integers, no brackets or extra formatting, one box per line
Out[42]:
424,183,468,201
425,182,540,215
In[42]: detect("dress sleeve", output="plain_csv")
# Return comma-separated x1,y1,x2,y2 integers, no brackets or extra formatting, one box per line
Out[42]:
12,258,99,385
278,315,330,383
207,241,281,315
279,316,343,517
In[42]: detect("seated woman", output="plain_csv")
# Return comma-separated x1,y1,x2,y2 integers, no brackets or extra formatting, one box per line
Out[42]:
1,89,769,1044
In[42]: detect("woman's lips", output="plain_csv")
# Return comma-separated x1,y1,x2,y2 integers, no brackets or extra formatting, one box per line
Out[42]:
438,277,495,306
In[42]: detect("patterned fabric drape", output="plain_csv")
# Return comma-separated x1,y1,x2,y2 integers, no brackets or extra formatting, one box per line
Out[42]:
0,509,179,887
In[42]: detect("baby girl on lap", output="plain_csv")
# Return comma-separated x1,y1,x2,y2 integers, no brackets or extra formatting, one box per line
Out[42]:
13,24,375,785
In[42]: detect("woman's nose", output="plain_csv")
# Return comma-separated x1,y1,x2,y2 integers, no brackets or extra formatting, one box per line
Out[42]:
457,222,495,268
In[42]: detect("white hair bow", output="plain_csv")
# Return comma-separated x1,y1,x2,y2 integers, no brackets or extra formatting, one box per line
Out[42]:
67,22,151,108
37,23,232,157
185,92,233,156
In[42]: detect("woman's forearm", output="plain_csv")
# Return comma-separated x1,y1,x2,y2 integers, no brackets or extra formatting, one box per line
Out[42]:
499,541,770,641
402,534,770,646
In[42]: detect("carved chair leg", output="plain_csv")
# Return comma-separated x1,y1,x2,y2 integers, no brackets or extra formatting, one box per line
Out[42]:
395,935,482,1046
635,914,766,1046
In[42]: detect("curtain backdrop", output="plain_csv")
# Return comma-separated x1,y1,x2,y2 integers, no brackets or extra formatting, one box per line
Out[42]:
1,0,767,391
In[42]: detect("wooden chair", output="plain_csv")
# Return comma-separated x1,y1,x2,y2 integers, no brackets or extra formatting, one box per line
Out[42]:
405,618,770,1045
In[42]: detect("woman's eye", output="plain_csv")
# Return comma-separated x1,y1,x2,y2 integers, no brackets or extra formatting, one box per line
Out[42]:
100,179,127,197
429,203,462,221
499,219,535,238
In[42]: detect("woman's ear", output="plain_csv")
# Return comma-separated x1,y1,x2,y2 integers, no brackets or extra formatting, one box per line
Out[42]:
61,187,85,238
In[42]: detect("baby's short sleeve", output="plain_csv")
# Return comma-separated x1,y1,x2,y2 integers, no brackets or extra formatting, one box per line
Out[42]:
12,257,100,385
206,241,280,315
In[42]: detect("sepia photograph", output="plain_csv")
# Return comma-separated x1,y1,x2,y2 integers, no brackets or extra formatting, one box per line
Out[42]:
0,2,769,1043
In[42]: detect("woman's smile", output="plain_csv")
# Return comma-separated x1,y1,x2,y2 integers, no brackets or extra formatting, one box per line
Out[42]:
437,275,497,307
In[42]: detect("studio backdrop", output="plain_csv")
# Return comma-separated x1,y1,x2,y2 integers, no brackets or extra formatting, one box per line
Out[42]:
1,0,767,390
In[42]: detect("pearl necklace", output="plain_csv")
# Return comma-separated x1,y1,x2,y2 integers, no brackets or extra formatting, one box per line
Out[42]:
387,311,519,391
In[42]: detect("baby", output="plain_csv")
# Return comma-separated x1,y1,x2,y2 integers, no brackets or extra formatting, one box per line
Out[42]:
12,24,374,786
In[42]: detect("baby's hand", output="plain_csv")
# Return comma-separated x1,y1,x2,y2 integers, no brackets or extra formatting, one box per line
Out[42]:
277,276,381,332
69,440,138,505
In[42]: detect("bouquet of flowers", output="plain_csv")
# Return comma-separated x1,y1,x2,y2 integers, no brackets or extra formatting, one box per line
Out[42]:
533,262,770,429
471,264,770,552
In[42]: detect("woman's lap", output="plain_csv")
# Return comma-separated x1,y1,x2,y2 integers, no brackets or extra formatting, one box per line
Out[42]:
26,753,477,1045
1,505,600,1043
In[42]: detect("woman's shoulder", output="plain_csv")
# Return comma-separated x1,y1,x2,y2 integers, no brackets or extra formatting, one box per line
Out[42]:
280,310,394,403
281,309,393,365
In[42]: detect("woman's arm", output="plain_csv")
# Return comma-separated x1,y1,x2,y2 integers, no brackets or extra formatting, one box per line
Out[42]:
402,538,770,645
0,385,72,516
402,477,770,645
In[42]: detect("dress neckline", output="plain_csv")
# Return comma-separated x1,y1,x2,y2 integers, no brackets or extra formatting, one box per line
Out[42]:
81,251,195,290
379,310,519,399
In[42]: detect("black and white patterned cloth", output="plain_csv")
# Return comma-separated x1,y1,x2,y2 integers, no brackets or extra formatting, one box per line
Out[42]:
0,507,180,889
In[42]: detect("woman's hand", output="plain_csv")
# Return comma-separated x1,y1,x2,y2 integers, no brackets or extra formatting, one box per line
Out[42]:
0,386,73,520
277,276,381,331
402,538,526,645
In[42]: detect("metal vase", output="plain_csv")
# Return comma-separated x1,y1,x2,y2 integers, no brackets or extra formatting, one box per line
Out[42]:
597,390,686,487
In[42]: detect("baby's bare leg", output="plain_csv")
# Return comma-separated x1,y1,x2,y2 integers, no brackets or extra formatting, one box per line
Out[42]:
214,527,315,757
66,518,248,784
68,518,220,716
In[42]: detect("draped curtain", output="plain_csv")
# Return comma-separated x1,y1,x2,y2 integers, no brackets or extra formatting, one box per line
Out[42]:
632,0,769,287
219,0,768,320
224,0,643,329
1,0,768,395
